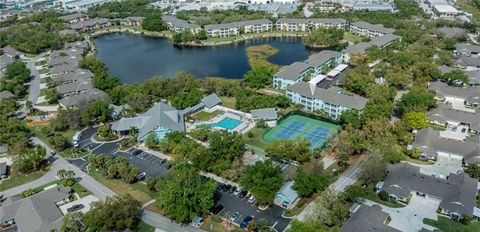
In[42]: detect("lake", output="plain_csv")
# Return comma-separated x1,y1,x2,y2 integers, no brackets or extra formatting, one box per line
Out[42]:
94,33,319,84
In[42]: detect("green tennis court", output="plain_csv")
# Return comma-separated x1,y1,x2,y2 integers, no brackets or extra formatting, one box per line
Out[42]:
263,114,340,149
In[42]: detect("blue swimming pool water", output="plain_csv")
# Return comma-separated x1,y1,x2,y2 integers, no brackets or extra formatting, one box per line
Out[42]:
211,117,242,130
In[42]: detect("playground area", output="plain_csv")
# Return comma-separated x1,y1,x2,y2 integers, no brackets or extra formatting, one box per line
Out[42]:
263,114,340,149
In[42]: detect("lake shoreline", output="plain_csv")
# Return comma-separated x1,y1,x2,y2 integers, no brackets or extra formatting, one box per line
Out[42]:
89,27,308,47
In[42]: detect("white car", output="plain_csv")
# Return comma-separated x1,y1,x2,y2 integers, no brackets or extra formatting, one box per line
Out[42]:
233,188,242,196
136,172,147,180
248,195,256,203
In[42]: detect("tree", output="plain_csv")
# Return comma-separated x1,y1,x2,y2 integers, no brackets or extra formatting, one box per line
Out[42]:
286,219,330,232
265,140,311,162
173,33,183,44
207,130,245,172
308,188,349,227
243,66,275,89
378,190,389,201
196,29,208,40
403,111,427,130
343,184,369,202
465,164,480,179
73,195,140,231
240,160,283,205
144,133,159,149
156,164,217,223
360,153,387,185
49,134,71,151
89,100,112,122
142,12,166,32
396,89,436,115
169,89,202,109
255,218,274,232
305,27,344,47
293,170,330,197
44,89,61,104
57,169,76,186
339,109,364,129
13,145,45,172
442,69,468,86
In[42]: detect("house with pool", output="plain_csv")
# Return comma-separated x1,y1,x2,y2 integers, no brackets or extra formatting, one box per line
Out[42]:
273,50,344,90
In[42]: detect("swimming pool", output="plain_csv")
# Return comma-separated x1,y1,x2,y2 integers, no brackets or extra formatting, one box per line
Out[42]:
211,117,242,130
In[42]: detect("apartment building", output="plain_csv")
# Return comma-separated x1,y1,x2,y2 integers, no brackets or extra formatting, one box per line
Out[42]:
275,18,346,32
162,15,201,33
286,82,367,119
273,50,343,90
349,21,395,38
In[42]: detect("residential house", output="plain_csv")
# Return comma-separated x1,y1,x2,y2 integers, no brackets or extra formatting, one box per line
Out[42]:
0,162,8,179
375,163,479,221
0,186,72,232
52,69,94,86
286,82,368,119
49,62,78,76
436,27,467,39
241,19,273,33
56,80,93,96
251,108,277,127
349,21,395,38
411,127,480,164
205,22,241,38
455,44,480,58
427,103,480,134
340,204,399,232
343,34,401,60
274,181,299,209
428,81,480,110
438,65,480,86
0,90,14,99
162,15,201,33
58,88,108,109
111,101,186,140
273,50,343,90
70,18,112,32
352,3,395,12
59,12,89,24
455,55,480,69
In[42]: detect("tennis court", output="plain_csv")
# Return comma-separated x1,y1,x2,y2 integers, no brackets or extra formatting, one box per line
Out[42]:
264,114,340,149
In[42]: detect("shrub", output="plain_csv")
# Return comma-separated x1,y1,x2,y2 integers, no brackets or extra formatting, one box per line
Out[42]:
378,190,389,201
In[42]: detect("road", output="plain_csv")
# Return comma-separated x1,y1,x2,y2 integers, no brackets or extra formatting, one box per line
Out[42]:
1,135,204,232
296,155,366,221
27,52,47,104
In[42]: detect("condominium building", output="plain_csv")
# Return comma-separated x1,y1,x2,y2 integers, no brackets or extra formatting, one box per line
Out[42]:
242,19,273,33
349,21,395,38
205,22,241,38
162,15,201,33
273,50,343,90
275,18,346,32
286,82,367,119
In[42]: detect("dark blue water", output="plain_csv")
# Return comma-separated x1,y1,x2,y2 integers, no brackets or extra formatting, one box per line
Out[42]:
94,33,318,84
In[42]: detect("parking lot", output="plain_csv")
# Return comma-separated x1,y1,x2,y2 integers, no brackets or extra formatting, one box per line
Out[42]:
70,128,291,231
213,186,291,231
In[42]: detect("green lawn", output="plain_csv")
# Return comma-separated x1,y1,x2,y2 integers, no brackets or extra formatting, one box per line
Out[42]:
90,170,154,204
424,217,480,232
243,127,271,150
191,110,220,121
364,189,405,208
219,96,236,109
135,222,156,232
23,179,91,198
343,32,366,44
207,36,239,43
0,165,51,191
28,125,77,148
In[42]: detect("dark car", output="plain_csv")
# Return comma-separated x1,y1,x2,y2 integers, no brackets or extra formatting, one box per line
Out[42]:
224,184,232,192
240,216,254,229
229,185,236,193
165,164,172,169
67,204,84,213
160,159,167,165
239,190,247,198
211,204,224,215
132,150,142,156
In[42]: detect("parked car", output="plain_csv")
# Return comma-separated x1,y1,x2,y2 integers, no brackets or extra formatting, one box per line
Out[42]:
224,184,232,192
240,216,254,229
229,186,237,193
160,159,167,164
136,172,147,180
229,212,240,222
248,195,256,203
132,150,142,156
67,204,84,213
239,190,247,198
246,192,251,199
233,188,242,196
211,204,224,215
165,164,172,169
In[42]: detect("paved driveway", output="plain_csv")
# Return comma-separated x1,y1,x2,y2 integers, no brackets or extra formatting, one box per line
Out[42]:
366,194,440,232
59,195,99,215
411,153,462,178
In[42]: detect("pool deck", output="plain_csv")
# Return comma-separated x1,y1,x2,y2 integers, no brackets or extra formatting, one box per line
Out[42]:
187,106,255,134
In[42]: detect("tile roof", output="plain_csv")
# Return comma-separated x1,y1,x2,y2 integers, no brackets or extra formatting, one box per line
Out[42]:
427,103,480,131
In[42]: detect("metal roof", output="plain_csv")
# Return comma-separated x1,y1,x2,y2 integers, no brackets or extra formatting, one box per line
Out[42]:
251,108,277,120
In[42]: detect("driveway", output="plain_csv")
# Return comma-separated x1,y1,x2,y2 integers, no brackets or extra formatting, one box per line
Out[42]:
365,194,440,232
59,195,99,215
27,52,48,104
410,153,462,178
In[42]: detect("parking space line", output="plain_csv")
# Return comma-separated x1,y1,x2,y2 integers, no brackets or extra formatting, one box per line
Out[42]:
272,221,278,228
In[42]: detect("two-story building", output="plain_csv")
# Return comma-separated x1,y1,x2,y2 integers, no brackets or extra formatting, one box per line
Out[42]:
273,50,343,90
349,21,395,38
205,22,241,38
286,82,368,119
275,18,346,32
241,19,273,33
162,15,201,33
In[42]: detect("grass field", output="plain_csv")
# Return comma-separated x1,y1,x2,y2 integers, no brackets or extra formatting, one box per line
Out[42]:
424,217,480,232
90,170,153,204
192,110,220,121
243,127,270,150
0,165,51,191
343,32,366,44
28,125,77,148
24,179,91,198
219,96,236,109
263,114,341,149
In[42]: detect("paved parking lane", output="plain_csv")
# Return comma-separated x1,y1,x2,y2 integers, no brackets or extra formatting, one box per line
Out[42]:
214,189,290,231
